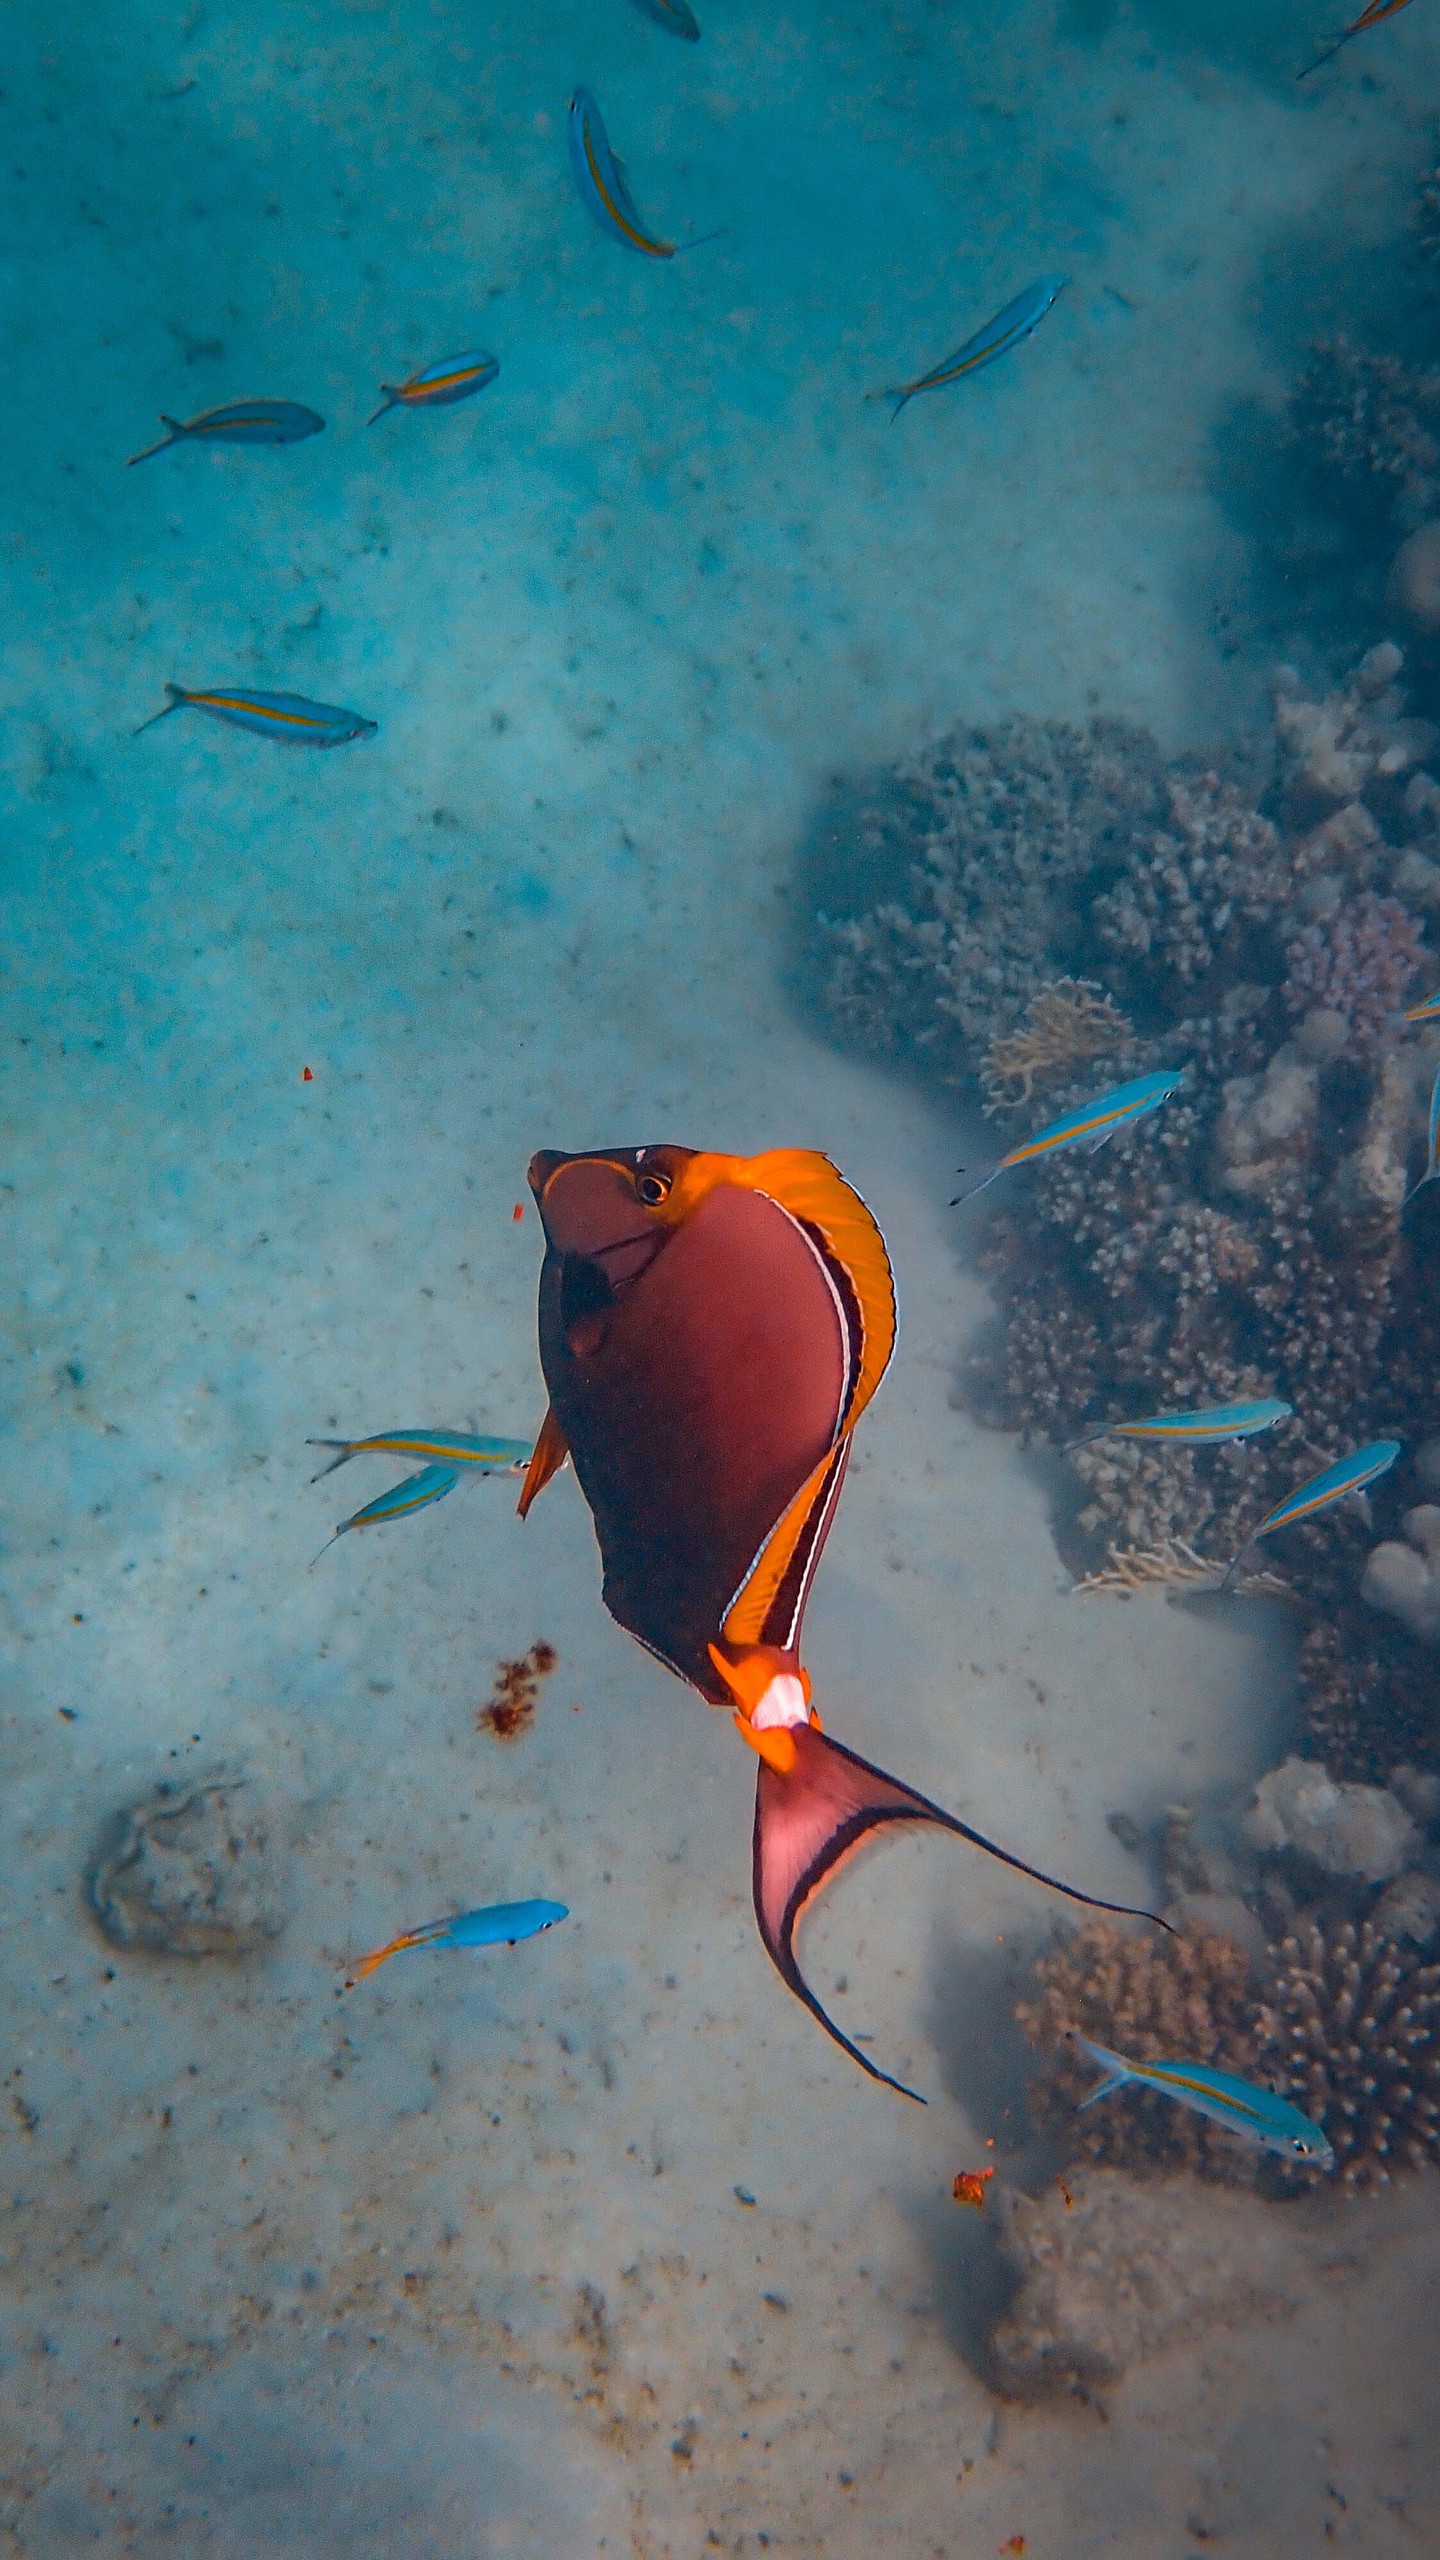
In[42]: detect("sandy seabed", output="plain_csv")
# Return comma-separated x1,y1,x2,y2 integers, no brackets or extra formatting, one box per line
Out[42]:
3,0,1439,2550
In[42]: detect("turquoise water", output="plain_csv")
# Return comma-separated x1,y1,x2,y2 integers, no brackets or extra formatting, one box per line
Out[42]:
5,4,1440,2552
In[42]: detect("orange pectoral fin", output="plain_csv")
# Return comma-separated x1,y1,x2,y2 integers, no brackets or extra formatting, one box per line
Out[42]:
752,1725,1173,2102
517,1404,570,1519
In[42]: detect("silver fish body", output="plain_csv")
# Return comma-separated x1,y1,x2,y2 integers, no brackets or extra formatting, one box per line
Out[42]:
127,400,324,465
889,274,1069,417
135,685,377,747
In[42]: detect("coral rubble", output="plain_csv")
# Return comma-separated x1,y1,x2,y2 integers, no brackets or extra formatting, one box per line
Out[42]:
984,2168,1298,2401
1254,1918,1440,2187
88,1778,285,1958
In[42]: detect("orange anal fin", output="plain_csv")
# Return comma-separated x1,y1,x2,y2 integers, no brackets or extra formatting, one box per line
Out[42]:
752,1725,1172,2101
517,1404,570,1519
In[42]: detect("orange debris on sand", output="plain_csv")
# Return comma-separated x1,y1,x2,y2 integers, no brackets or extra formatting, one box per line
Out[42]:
301,1065,313,1081
952,2167,995,2209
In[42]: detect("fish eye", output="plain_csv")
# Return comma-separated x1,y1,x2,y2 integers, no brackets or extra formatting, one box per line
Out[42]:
637,1169,671,1206
1291,2138,1309,2156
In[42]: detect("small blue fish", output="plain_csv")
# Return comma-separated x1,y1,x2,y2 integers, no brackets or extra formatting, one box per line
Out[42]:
1403,986,1440,1024
126,399,324,466
367,351,499,427
887,275,1069,418
311,1462,460,1564
1064,1396,1292,1455
307,1429,532,1482
135,685,377,747
1402,1066,1440,1208
569,88,717,259
348,1896,569,1982
1068,2032,1334,2166
633,0,701,34
951,1069,1183,1204
1223,1438,1402,1587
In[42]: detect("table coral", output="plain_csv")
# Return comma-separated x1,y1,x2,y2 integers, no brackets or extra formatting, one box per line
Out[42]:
1254,1919,1440,2187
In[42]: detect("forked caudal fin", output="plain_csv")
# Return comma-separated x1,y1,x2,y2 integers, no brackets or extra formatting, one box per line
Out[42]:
751,1722,1172,2102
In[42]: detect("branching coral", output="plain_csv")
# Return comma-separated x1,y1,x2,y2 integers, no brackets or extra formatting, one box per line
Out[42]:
1017,1922,1263,2181
980,979,1134,1113
1282,893,1425,1048
1284,342,1440,517
817,714,1166,1077
1254,1919,1440,2187
1093,773,1289,987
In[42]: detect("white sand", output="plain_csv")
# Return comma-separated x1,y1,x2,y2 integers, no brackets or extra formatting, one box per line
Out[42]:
4,0,1439,2549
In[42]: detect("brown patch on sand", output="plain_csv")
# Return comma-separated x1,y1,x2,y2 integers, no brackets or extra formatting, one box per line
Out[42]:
477,1640,558,1740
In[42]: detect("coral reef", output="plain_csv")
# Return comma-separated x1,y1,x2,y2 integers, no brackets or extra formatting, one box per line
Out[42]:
1362,1503,1440,1643
1241,1755,1419,1883
815,644,1440,1778
816,713,1166,1079
984,2168,1299,2402
980,978,1133,1113
1254,1918,1440,2187
1284,344,1440,522
1016,1922,1263,2181
88,1779,285,1958
477,1640,558,1740
1281,893,1424,1048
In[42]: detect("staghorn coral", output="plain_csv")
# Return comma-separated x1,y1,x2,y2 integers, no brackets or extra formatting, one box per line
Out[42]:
1017,1923,1263,2182
980,978,1133,1113
1254,1918,1440,2187
1281,892,1425,1049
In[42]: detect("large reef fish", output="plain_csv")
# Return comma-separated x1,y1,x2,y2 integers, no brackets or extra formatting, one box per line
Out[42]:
886,275,1068,418
951,1069,1183,1205
126,399,324,465
520,1141,1165,2098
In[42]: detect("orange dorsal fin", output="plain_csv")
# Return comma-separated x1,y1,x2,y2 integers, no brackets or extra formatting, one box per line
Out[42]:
517,1404,570,1519
735,1150,896,1430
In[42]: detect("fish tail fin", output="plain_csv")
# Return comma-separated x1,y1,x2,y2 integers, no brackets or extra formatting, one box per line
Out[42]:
887,388,912,422
1065,2028,1132,2104
133,684,188,737
126,420,184,466
308,1530,344,1569
305,1438,356,1481
949,1165,1000,1206
748,1715,1171,2103
345,1928,420,1985
1217,1540,1254,1594
366,391,400,426
671,226,726,255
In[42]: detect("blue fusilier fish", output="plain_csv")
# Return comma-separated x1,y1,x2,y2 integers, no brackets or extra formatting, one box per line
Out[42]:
126,399,324,466
1402,1066,1440,1208
887,275,1069,419
348,1897,569,1984
1064,1396,1292,1455
951,1068,1183,1204
311,1461,460,1565
1403,985,1440,1024
367,351,499,427
307,1429,532,1481
134,685,377,747
1068,2032,1334,2167
633,0,701,33
1222,1437,1402,1589
568,88,718,259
